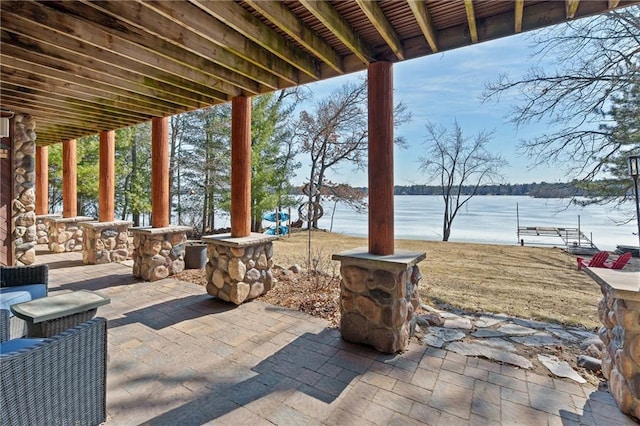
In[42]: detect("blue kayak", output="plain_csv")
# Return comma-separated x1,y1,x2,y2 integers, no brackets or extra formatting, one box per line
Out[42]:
262,211,290,222
264,225,289,235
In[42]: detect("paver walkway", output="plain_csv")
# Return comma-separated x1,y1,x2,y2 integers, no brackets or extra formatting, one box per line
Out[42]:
35,248,636,425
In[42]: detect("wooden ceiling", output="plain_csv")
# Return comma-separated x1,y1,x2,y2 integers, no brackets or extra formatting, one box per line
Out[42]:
1,0,636,146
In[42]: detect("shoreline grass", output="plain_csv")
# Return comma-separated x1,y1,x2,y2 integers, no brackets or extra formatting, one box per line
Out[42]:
272,230,602,329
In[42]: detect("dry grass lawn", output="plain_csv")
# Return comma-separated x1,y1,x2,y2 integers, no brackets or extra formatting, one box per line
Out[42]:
272,230,603,330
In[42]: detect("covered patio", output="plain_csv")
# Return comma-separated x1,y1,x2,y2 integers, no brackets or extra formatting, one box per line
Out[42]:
37,247,635,425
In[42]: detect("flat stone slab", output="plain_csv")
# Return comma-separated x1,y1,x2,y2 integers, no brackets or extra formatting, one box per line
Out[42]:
423,334,445,348
443,317,473,330
474,315,506,328
472,329,506,338
547,328,580,342
538,354,586,383
510,333,561,347
429,327,466,342
471,338,516,352
130,225,192,235
332,247,426,274
583,267,640,302
512,317,556,330
446,341,533,369
203,232,280,247
496,323,537,336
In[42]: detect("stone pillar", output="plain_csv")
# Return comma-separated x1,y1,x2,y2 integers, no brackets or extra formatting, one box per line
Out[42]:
11,114,37,265
202,233,278,305
130,226,191,281
80,221,133,264
587,268,640,420
332,248,426,353
46,216,94,253
35,214,60,245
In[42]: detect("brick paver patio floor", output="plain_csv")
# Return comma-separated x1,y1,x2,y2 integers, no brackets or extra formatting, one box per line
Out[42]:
36,248,637,425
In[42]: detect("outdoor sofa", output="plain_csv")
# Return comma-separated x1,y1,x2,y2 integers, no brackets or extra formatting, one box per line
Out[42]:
0,264,48,339
0,317,107,426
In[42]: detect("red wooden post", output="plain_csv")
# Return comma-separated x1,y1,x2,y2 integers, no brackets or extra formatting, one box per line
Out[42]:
62,139,77,218
35,145,48,215
151,117,170,228
99,130,115,222
368,62,394,255
231,96,252,237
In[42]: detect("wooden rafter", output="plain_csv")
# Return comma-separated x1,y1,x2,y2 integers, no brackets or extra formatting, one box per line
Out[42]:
566,0,580,18
609,0,621,8
245,0,343,73
407,1,438,53
464,0,479,43
192,0,320,79
299,0,374,65
355,0,404,60
514,0,524,33
83,0,271,92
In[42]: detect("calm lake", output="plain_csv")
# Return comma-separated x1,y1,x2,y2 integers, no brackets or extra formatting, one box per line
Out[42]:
305,195,637,252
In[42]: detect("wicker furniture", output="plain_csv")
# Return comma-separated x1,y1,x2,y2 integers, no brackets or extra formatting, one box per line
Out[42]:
0,317,107,426
0,265,48,339
11,291,110,338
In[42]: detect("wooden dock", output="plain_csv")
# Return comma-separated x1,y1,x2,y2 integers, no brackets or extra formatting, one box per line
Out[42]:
517,226,599,254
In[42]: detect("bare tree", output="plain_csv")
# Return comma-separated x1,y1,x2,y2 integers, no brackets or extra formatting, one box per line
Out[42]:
297,79,410,228
482,8,640,187
419,121,507,241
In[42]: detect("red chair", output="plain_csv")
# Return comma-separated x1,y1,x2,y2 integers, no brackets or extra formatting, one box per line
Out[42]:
603,252,632,270
577,252,609,270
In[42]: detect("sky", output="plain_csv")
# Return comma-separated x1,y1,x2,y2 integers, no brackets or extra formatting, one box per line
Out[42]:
290,31,569,187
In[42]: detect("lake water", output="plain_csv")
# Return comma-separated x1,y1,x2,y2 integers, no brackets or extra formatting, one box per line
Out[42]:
306,195,638,252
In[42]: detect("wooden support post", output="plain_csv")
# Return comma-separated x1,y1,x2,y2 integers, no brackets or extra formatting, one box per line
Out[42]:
151,117,169,228
99,130,115,222
62,139,77,218
35,145,48,215
368,62,394,255
231,96,251,238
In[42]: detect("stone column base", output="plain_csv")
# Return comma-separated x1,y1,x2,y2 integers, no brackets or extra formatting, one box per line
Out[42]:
130,226,191,281
80,220,133,264
202,233,279,305
46,216,94,253
586,268,640,420
36,214,61,244
332,248,426,353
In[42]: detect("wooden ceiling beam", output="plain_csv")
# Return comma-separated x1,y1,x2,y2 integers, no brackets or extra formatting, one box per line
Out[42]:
566,0,581,18
464,0,479,43
1,55,176,117
299,0,374,65
244,0,343,74
0,31,207,111
1,68,156,122
140,0,299,85
192,0,320,79
514,0,524,33
407,0,438,53
355,0,404,60
0,89,152,128
81,0,267,93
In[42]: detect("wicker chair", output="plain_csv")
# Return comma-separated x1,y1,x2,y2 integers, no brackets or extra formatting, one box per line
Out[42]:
0,264,49,339
0,317,107,426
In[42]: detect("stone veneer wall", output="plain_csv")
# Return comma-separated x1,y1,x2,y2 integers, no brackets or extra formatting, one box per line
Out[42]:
12,114,37,265
131,226,191,281
333,249,426,353
203,233,278,305
47,216,94,253
598,284,640,420
80,221,133,264
36,214,61,244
